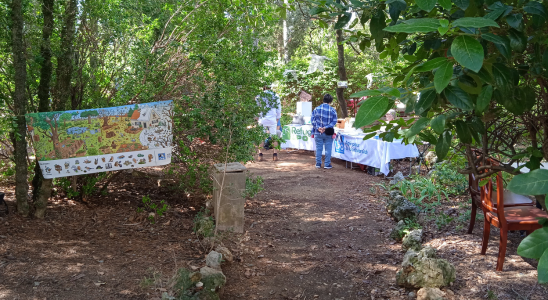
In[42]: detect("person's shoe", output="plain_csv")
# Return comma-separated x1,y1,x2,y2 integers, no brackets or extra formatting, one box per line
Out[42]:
258,153,264,162
324,164,333,169
315,163,321,169
273,153,278,161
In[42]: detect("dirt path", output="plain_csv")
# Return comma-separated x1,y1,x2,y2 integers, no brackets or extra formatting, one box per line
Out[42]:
221,150,401,299
221,150,547,300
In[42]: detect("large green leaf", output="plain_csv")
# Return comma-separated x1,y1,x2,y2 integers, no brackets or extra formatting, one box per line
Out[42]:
351,90,382,98
388,0,407,21
431,114,446,134
414,57,448,72
492,63,512,93
438,0,452,10
538,249,548,283
354,96,389,128
378,86,401,97
309,7,329,15
508,169,548,195
453,0,470,10
405,117,430,138
476,85,492,113
524,1,548,20
436,131,452,160
444,86,474,110
508,29,527,53
416,0,437,12
335,13,352,29
506,13,523,31
384,18,441,33
415,89,436,115
482,33,511,59
455,120,472,144
434,61,454,93
451,36,484,72
452,17,500,28
517,227,548,259
370,10,387,40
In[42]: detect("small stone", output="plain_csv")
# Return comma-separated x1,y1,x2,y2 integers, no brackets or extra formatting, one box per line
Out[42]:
205,251,223,270
396,247,456,289
417,287,447,300
408,291,417,299
196,282,203,288
215,246,233,263
402,229,423,251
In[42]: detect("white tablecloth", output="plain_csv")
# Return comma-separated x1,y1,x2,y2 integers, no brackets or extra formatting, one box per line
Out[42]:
281,124,419,175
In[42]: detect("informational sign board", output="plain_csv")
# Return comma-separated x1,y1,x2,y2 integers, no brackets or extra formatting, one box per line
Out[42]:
25,100,173,179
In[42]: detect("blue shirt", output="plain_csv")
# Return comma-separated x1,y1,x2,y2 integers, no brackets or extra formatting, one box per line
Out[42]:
311,103,337,136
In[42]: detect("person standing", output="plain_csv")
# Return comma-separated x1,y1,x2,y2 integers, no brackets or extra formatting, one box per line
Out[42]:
312,94,337,169
255,85,281,161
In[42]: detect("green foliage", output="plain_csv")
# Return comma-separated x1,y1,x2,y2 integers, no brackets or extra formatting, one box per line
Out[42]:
139,195,169,224
193,208,215,238
243,173,264,199
396,218,421,240
517,220,548,283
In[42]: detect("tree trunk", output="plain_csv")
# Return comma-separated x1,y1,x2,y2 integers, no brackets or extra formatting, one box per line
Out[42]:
12,0,30,216
32,0,56,217
88,115,91,124
335,29,349,118
52,0,77,110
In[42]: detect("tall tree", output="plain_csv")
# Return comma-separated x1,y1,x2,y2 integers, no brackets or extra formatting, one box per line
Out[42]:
52,0,77,111
335,29,348,118
32,0,55,218
11,0,29,216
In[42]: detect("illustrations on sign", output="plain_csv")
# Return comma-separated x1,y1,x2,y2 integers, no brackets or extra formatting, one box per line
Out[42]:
25,100,174,179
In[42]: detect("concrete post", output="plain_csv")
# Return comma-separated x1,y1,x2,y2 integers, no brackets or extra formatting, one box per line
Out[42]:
211,162,246,233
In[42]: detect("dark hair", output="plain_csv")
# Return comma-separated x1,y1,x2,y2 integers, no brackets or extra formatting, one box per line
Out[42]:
323,94,333,103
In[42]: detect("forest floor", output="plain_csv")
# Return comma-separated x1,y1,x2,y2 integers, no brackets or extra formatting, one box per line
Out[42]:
1,150,547,299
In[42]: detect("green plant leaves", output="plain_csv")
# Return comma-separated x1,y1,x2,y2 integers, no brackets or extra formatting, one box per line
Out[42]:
351,90,382,98
415,90,436,115
524,1,548,21
443,86,474,110
506,13,523,30
436,130,452,160
476,85,492,113
451,36,484,72
453,0,470,10
438,0,452,10
508,169,548,195
482,33,511,59
538,248,548,283
354,96,389,128
335,13,352,30
309,7,329,15
405,117,430,138
431,114,446,134
517,226,548,258
434,61,454,93
370,10,387,40
451,17,500,28
508,29,527,53
416,0,437,12
415,57,448,72
454,120,472,144
388,0,407,21
384,18,441,33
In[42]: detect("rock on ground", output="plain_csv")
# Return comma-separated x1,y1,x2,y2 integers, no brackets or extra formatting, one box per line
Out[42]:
390,220,407,241
215,246,233,263
417,287,447,300
389,171,405,185
396,247,456,289
402,229,423,251
386,195,406,215
199,266,226,291
206,251,222,270
392,200,419,221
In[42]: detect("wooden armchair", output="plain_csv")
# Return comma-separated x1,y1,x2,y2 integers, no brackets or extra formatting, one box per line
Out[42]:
467,155,534,234
479,160,548,271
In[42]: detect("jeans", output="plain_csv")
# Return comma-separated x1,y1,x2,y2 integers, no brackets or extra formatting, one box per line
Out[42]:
315,133,334,166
